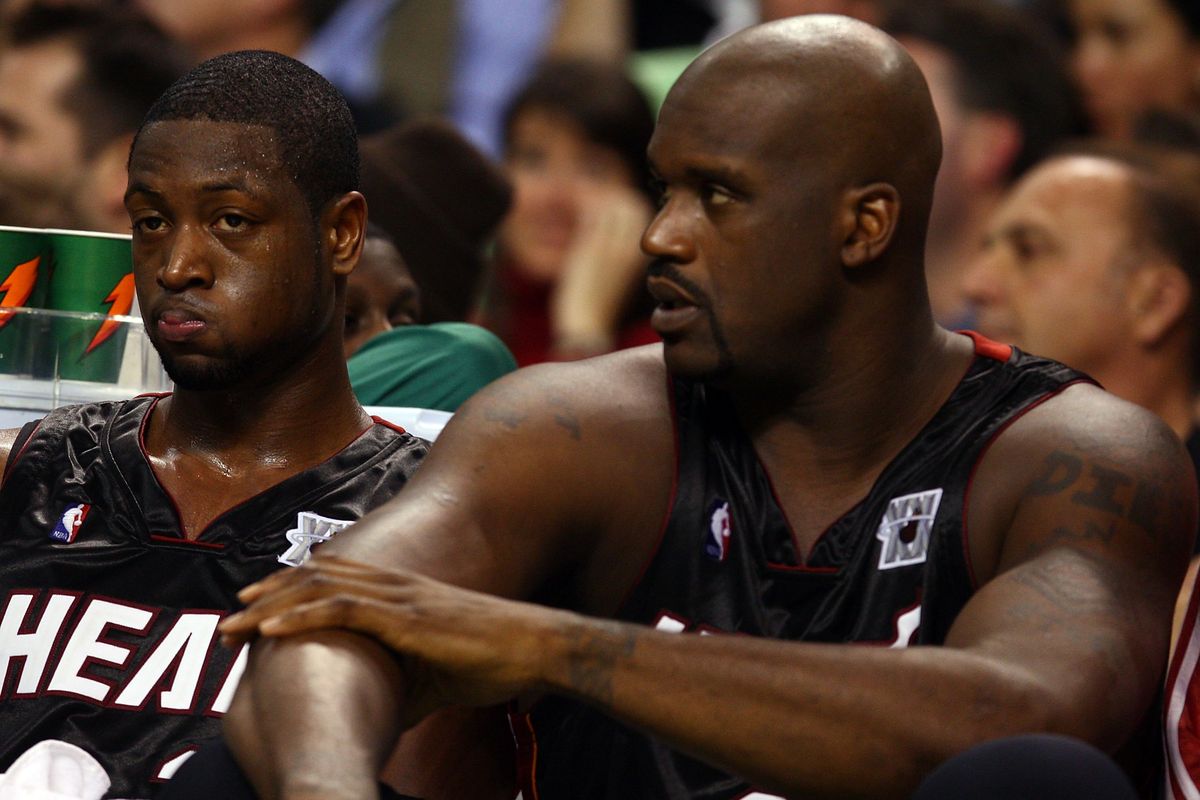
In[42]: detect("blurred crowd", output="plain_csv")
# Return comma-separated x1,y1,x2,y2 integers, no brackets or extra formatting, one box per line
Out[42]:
0,0,1195,374
4,1,1200,796
1,0,1199,402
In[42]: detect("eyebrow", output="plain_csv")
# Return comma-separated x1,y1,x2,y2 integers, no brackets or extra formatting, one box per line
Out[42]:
123,179,260,204
123,181,162,204
999,222,1053,242
646,158,751,190
684,164,751,188
198,180,257,195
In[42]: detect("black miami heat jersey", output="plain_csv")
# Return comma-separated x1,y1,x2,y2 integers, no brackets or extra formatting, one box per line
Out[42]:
0,395,426,799
516,334,1090,800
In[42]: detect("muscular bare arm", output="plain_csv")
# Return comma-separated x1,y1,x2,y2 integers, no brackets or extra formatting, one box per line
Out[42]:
225,383,1194,799
219,347,675,799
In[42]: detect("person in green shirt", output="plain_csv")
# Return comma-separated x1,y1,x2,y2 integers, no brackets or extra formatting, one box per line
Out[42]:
345,223,516,412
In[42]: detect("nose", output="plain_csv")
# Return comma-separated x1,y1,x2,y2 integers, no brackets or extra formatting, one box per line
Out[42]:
1071,34,1111,98
158,224,214,292
960,246,1004,308
641,197,695,265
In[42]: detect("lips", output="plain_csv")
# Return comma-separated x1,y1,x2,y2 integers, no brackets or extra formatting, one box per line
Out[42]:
647,276,703,335
647,276,698,309
155,307,208,342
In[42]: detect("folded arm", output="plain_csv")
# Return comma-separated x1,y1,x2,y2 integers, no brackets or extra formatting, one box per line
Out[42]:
223,384,1194,798
219,349,673,799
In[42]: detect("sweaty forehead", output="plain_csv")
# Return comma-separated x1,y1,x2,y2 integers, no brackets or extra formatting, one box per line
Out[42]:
129,119,290,187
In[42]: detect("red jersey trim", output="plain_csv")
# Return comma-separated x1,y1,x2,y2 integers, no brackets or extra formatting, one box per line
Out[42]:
370,415,407,435
1166,568,1200,799
959,330,1013,363
148,534,226,550
510,709,541,800
613,373,681,614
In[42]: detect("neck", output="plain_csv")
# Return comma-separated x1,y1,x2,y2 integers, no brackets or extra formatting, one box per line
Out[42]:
149,339,369,468
732,301,971,487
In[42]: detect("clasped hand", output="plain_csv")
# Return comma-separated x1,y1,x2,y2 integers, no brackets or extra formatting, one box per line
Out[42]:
219,556,565,718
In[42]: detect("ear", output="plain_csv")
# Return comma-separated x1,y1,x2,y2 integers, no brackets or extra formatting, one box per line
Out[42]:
323,191,367,278
1127,260,1192,347
960,112,1022,188
840,182,901,268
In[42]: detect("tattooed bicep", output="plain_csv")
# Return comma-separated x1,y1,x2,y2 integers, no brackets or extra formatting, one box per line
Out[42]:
1023,449,1172,541
1003,402,1195,574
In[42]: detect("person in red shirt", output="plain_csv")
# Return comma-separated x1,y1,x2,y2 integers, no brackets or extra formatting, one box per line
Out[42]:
477,57,659,365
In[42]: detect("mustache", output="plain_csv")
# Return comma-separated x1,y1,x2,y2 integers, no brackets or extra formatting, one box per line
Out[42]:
646,260,709,306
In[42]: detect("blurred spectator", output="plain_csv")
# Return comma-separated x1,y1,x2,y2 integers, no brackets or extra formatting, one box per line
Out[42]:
0,1,185,232
963,143,1200,450
134,0,399,132
1069,0,1200,141
1136,108,1200,153
376,0,556,155
345,224,516,413
759,0,889,25
358,118,512,324
343,221,422,358
132,0,323,60
476,58,657,366
351,120,516,411
884,0,1085,328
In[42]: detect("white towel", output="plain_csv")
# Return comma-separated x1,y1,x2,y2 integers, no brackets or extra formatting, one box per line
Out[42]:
0,740,110,800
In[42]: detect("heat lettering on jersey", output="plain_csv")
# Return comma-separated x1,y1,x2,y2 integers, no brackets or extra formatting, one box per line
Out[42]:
46,598,154,701
112,612,221,710
0,591,78,695
0,590,245,715
888,604,922,649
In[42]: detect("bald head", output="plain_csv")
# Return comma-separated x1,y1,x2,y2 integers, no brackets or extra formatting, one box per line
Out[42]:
662,15,943,251
641,17,947,384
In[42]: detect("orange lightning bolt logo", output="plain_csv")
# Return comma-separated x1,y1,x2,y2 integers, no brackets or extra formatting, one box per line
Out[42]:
84,273,135,355
0,256,40,330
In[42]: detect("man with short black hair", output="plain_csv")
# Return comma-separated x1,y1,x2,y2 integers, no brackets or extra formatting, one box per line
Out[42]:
0,50,427,799
0,0,186,231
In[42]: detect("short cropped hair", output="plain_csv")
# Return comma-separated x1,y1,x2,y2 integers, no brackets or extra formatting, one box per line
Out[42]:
501,58,655,196
136,50,359,217
885,0,1086,181
7,1,186,157
1125,150,1200,384
1065,141,1200,383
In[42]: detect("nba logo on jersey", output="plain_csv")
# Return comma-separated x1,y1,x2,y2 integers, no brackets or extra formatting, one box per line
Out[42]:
277,512,354,567
704,499,732,561
49,503,90,543
875,488,943,570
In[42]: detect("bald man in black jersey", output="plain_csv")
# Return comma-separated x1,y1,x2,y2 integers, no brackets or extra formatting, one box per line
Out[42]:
213,16,1194,800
